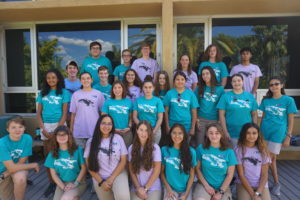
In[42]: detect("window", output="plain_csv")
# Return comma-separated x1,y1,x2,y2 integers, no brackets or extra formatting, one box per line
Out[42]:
212,16,300,89
177,23,205,70
5,93,36,113
5,29,32,87
128,24,157,58
36,21,121,88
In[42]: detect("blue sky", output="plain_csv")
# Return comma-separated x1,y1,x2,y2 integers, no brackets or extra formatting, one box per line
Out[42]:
212,26,254,37
38,30,121,68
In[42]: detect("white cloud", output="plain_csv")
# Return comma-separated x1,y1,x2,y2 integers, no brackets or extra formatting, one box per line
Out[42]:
62,55,75,66
56,45,67,54
48,35,114,52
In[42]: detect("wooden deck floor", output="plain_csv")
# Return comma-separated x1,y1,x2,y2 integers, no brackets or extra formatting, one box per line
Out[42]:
24,160,300,200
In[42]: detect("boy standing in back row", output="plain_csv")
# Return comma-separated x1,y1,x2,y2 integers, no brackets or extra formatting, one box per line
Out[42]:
81,41,112,86
230,47,262,96
131,42,160,81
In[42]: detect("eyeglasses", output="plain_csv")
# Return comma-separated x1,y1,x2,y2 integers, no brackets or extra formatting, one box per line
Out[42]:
269,83,281,87
171,132,184,137
177,93,181,102
91,47,100,50
101,123,113,127
122,55,131,57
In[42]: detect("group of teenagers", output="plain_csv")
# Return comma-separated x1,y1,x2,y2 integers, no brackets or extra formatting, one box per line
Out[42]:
0,41,297,200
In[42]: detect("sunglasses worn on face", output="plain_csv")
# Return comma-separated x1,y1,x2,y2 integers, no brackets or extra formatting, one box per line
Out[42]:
269,83,281,87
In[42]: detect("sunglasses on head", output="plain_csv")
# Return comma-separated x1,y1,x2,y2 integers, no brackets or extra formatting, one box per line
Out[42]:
269,82,281,87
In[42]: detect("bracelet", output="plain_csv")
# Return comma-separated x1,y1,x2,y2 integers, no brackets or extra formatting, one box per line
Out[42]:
287,134,292,138
98,179,105,187
74,180,80,186
144,186,149,192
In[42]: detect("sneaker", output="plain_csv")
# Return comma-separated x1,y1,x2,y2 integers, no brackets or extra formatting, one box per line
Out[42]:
271,183,281,196
43,182,56,197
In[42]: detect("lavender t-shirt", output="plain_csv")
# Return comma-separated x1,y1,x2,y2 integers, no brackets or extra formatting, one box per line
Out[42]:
174,71,198,91
230,64,262,94
235,146,271,188
70,89,104,138
128,144,162,192
127,86,143,104
131,58,160,81
84,134,128,184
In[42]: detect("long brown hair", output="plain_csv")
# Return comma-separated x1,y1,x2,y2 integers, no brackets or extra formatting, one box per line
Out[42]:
131,121,154,173
198,66,218,98
176,54,192,75
51,125,78,158
237,123,269,161
202,44,223,62
154,71,170,97
110,81,127,99
265,76,286,99
203,123,231,150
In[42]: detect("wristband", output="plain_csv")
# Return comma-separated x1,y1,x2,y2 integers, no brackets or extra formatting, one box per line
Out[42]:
255,191,262,197
0,173,5,180
98,179,105,187
218,189,225,195
74,180,80,186
144,186,149,192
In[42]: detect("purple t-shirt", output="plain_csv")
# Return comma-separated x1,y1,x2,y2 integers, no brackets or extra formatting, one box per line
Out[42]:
128,143,162,192
70,89,104,138
131,58,160,81
230,64,262,94
127,86,143,104
235,146,271,188
174,71,198,91
84,134,128,184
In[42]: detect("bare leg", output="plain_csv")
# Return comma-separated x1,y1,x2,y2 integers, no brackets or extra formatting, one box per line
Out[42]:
270,153,279,183
11,170,28,200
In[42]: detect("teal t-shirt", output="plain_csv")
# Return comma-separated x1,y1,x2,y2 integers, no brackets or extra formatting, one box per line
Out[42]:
93,83,112,100
36,89,71,123
133,96,164,128
44,146,85,182
198,61,229,84
163,88,199,132
194,86,224,120
161,146,197,192
196,144,237,190
217,91,258,138
81,56,112,85
113,64,131,81
259,95,297,143
101,98,132,129
0,134,32,173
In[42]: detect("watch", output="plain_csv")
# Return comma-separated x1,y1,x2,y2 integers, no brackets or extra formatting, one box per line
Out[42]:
144,186,149,192
98,179,105,187
0,173,5,180
218,189,225,195
287,134,292,138
255,192,262,197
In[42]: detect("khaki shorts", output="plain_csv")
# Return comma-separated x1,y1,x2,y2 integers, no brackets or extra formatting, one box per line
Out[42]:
267,141,282,155
53,181,86,200
193,183,232,200
237,184,271,200
130,190,162,200
74,138,89,149
153,127,162,144
0,176,14,200
93,170,130,200
41,122,59,140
